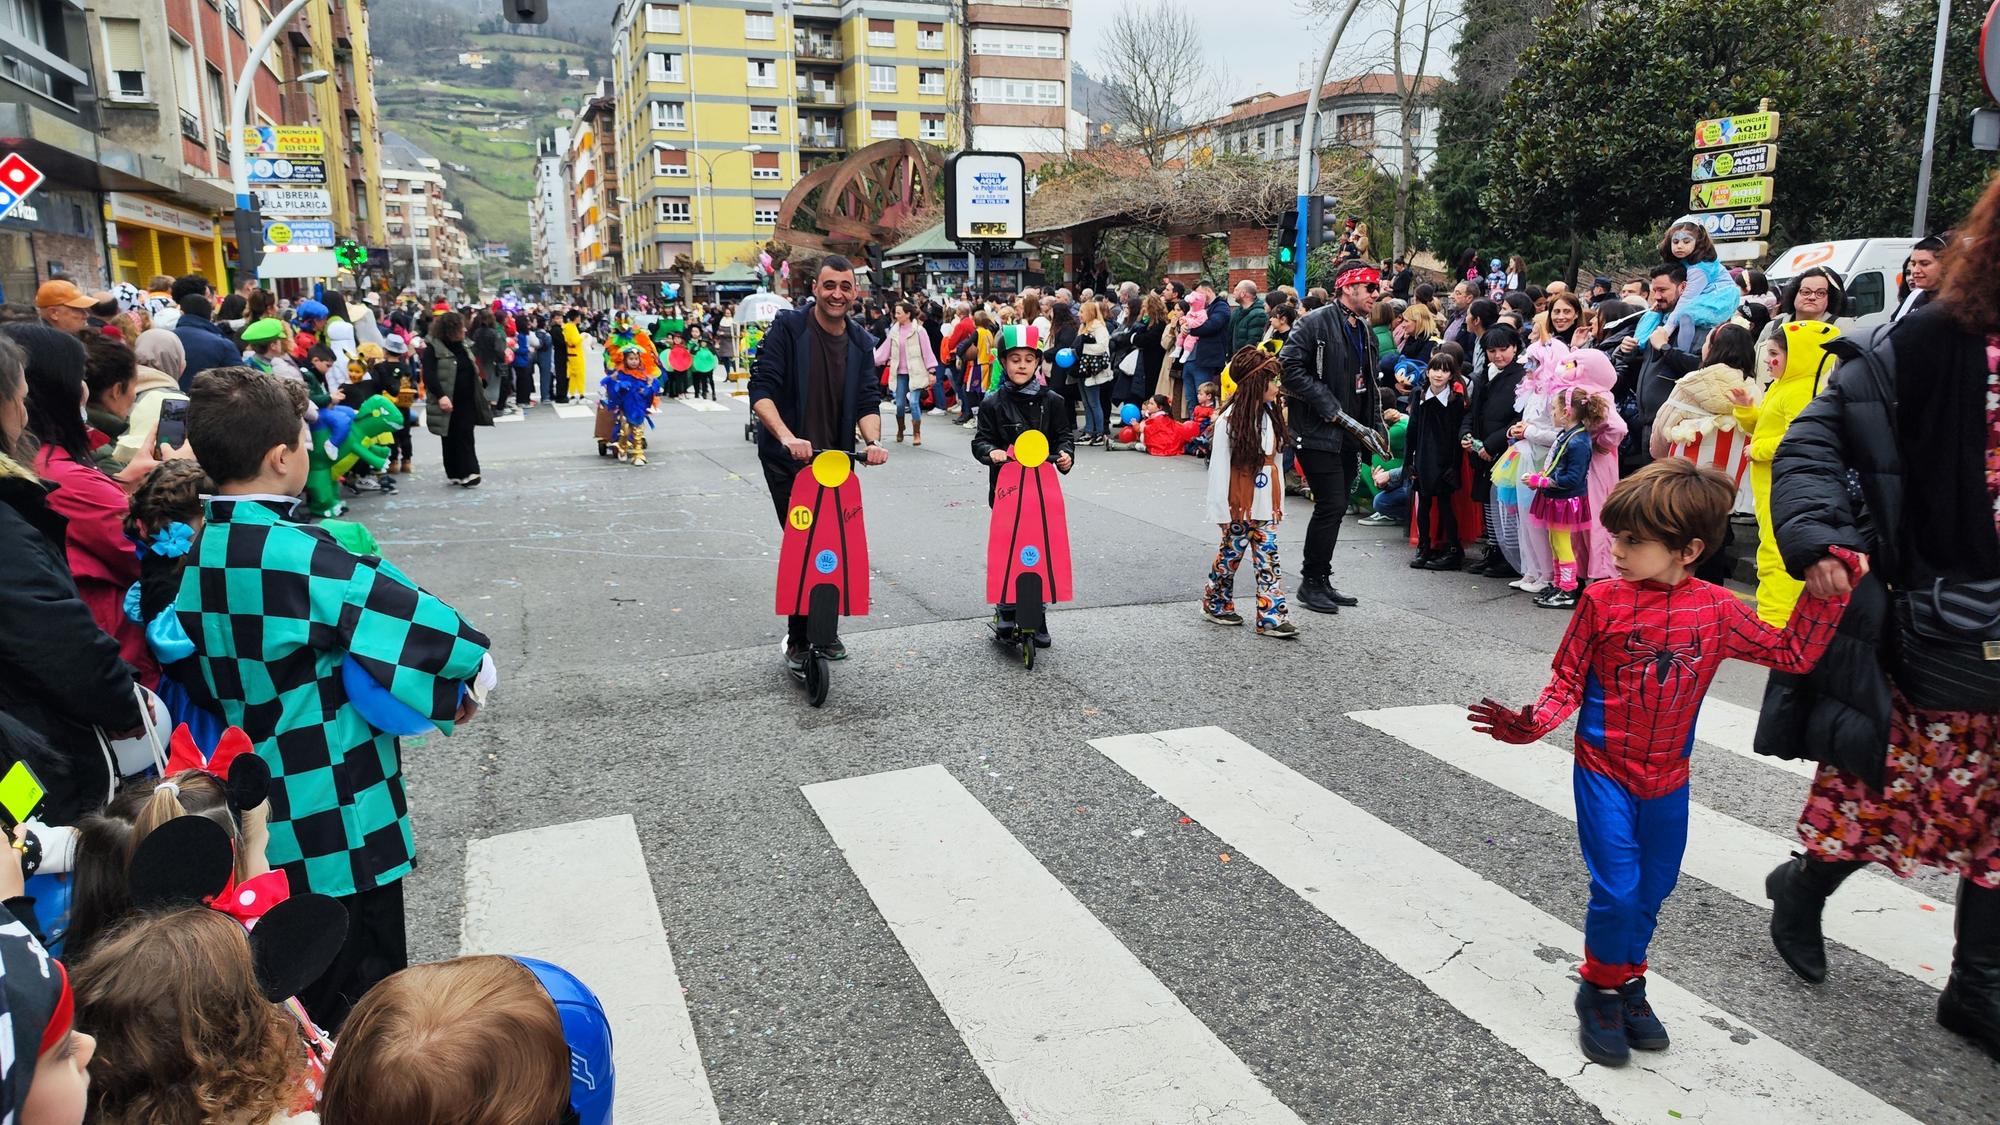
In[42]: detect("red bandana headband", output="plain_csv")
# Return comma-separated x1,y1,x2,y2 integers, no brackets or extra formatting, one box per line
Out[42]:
1336,266,1381,291
40,960,72,1056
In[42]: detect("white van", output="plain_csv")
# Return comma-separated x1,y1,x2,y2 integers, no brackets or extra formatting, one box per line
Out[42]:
1765,238,1918,331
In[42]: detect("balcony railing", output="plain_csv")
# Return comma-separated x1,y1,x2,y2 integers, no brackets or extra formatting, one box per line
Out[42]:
794,37,841,60
179,108,202,141
795,85,844,105
800,127,845,149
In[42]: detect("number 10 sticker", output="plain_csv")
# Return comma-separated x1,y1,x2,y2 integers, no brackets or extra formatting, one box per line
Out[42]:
788,505,813,530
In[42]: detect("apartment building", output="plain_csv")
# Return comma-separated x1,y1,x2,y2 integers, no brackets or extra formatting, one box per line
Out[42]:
965,1,1079,159
1189,74,1445,177
380,129,465,296
287,0,385,249
532,127,577,293
570,79,621,300
608,0,965,279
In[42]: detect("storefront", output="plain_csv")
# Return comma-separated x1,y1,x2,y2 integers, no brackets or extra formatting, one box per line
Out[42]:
0,187,109,305
106,193,223,288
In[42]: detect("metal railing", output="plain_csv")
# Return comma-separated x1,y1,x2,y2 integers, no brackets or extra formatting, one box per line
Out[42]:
800,127,845,148
794,38,841,60
180,108,202,141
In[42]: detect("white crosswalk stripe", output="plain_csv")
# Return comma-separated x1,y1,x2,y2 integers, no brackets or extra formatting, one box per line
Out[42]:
803,764,1305,1124
1090,726,1921,1125
676,396,733,413
1697,696,1817,779
550,401,596,421
1350,705,1954,989
462,814,722,1125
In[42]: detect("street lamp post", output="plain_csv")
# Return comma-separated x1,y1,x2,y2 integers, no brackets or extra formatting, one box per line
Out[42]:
228,0,322,286
1291,0,1366,294
655,143,761,271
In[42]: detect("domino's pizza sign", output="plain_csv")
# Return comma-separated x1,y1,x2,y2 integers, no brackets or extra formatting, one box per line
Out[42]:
0,153,46,223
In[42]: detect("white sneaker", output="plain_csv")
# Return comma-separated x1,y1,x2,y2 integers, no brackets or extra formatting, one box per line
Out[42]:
1512,578,1549,593
1357,512,1395,526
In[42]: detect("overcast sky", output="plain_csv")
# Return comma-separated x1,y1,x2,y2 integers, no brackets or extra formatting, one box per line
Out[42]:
1068,0,1461,113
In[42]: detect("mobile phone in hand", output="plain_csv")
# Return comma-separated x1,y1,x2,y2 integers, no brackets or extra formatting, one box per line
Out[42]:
156,397,189,451
0,761,46,834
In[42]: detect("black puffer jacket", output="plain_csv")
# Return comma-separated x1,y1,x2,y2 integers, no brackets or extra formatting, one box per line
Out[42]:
1759,305,1996,778
0,452,136,821
971,378,1075,506
1280,301,1381,455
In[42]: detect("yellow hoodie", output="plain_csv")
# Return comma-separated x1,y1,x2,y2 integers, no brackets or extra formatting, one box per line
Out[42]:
1733,320,1840,625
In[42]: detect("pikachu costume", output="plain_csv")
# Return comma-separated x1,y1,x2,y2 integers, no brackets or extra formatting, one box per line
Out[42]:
1733,319,1840,626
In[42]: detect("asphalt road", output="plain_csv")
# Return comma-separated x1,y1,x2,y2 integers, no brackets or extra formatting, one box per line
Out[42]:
345,387,1994,1125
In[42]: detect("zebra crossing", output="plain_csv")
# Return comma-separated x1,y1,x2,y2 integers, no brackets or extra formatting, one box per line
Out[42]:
459,707,1962,1124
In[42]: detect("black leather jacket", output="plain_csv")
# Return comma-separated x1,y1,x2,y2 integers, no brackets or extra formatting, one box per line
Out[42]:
1279,300,1381,454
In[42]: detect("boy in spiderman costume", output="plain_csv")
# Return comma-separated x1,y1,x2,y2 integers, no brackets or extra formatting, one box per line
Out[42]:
1469,459,1865,1068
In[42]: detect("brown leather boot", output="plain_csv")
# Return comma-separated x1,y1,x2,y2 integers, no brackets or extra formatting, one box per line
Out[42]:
896,416,905,442
913,416,922,446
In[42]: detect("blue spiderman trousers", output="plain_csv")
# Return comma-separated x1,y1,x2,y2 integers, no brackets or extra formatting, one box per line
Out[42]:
1573,764,1690,988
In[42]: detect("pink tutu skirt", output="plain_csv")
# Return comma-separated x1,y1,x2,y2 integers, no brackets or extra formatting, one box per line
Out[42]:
1528,492,1592,531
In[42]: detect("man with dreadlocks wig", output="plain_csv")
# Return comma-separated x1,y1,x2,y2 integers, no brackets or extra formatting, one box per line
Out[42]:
601,345,660,465
1468,459,1863,1070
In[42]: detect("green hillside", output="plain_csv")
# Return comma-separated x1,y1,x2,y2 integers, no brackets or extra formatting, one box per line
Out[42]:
370,2,606,250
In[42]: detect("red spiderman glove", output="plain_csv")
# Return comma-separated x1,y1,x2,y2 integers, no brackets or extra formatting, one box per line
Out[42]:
1468,697,1537,744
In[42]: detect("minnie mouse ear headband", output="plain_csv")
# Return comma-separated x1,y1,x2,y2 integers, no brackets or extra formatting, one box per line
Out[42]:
165,725,272,812
1335,265,1381,291
127,816,347,1003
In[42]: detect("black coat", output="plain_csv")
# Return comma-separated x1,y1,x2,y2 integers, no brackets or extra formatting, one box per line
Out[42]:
1405,385,1467,493
1131,316,1169,401
1758,304,1998,777
971,378,1075,506
1281,302,1382,455
747,309,885,474
1460,361,1524,502
0,453,137,821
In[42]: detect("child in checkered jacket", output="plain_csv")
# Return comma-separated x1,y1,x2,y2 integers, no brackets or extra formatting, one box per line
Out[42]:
176,366,496,1031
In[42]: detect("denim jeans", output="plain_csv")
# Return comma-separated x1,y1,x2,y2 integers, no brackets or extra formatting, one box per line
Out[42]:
891,373,923,421
1080,379,1107,436
537,353,555,401
1181,364,1214,418
1373,480,1412,521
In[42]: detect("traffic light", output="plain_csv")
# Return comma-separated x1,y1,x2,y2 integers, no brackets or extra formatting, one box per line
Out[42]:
503,0,547,23
334,238,367,271
864,240,885,276
1276,208,1298,267
1315,194,1342,252
232,206,264,284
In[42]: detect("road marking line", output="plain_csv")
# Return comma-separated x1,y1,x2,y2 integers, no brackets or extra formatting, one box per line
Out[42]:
803,764,1304,1125
1696,697,1816,779
551,402,596,421
1350,705,1952,990
1090,727,1920,1125
677,397,732,413
462,814,721,1125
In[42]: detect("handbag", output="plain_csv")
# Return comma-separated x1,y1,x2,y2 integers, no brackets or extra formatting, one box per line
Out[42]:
1891,576,2000,711
1117,347,1139,377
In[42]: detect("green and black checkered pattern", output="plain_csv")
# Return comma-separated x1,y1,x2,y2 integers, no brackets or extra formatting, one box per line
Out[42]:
176,498,491,898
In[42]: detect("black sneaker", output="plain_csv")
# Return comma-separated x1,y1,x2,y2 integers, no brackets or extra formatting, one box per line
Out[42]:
825,637,848,660
1031,629,1052,648
1534,587,1578,610
1574,980,1630,1067
1202,608,1245,626
784,641,808,672
1618,978,1669,1051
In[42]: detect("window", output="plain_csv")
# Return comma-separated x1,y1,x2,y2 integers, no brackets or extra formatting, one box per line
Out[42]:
655,148,688,177
918,69,944,96
648,52,681,82
658,197,691,224
744,10,775,39
969,77,1062,106
754,202,779,225
353,184,367,220
102,18,147,100
746,58,776,87
870,110,896,139
223,0,241,32
919,113,944,141
171,35,198,116
969,27,1063,58
204,64,228,143
867,18,894,47
1334,112,1373,143
869,65,895,93
751,151,781,180
1255,130,1266,151
749,105,779,134
644,3,679,33
651,101,685,129
917,22,943,50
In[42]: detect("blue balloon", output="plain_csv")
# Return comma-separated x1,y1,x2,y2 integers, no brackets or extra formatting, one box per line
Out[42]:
1119,403,1140,425
1054,348,1076,368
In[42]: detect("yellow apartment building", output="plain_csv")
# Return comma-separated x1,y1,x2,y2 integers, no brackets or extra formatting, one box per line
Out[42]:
610,0,963,278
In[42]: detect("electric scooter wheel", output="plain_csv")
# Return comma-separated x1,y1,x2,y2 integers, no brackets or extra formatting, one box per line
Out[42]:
1022,640,1036,670
805,652,830,707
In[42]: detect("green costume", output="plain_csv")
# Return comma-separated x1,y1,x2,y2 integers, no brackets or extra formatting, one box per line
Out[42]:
331,394,406,478
176,497,491,897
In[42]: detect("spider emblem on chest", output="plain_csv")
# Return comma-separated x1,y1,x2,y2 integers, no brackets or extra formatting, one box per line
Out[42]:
1619,634,1702,687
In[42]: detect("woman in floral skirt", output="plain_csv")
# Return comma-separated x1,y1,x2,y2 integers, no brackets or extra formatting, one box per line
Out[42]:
1758,169,2000,1059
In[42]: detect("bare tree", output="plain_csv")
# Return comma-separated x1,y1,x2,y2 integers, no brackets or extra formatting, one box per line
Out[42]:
1095,1,1230,167
1302,0,1463,260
